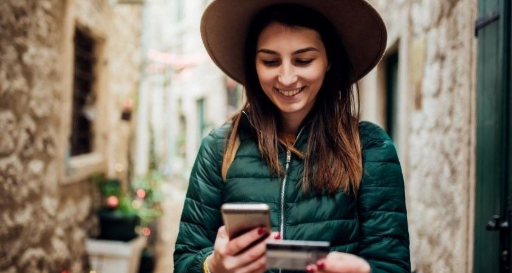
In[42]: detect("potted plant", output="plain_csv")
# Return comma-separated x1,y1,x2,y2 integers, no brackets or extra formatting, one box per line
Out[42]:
131,169,164,273
86,175,147,273
89,170,164,273
91,177,136,240
93,177,140,241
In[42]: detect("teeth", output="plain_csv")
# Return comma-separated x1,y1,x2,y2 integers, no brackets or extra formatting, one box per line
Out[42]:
276,87,302,97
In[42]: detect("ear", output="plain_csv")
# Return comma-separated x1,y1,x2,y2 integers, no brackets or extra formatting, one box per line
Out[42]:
327,63,331,71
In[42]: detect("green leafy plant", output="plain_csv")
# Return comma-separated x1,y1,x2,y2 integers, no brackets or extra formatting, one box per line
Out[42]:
90,174,139,241
91,170,164,232
131,169,164,227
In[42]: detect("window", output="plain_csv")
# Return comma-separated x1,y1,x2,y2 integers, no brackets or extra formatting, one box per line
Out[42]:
70,28,96,156
385,51,400,150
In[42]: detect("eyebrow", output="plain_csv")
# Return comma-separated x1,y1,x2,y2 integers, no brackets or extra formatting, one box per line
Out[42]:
256,47,319,55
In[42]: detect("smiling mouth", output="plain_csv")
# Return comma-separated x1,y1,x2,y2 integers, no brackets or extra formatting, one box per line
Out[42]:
275,87,305,97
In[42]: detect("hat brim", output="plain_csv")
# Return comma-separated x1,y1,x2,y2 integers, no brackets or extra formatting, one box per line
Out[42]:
201,0,387,85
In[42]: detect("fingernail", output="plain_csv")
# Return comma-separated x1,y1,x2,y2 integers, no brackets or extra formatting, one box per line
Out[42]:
258,227,266,235
306,265,315,273
317,260,325,270
274,232,281,240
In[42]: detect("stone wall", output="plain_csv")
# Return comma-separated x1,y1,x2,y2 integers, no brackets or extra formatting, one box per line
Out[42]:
0,0,142,272
364,0,477,272
0,1,70,271
407,1,476,272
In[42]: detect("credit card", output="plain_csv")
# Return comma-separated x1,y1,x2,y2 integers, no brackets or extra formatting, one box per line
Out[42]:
266,240,330,270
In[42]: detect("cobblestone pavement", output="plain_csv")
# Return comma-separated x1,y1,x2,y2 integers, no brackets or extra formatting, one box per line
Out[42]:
154,178,188,273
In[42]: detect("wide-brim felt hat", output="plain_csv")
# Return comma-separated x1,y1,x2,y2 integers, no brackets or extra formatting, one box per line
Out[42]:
200,0,387,85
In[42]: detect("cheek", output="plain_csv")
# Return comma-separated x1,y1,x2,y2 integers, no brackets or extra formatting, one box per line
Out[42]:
302,66,327,86
256,66,275,87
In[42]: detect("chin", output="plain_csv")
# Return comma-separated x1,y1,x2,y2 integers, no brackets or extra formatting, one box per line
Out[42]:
276,106,305,115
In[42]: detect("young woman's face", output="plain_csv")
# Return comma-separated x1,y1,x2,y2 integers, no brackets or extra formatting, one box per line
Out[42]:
255,22,329,124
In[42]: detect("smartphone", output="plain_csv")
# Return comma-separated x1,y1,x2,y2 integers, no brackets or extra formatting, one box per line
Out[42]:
266,240,330,270
221,203,271,239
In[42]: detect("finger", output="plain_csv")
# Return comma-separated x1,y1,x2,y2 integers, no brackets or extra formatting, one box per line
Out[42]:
267,231,281,241
225,226,269,255
235,253,267,273
306,263,318,273
315,253,344,273
217,226,229,243
316,258,326,270
214,226,230,255
218,226,228,237
321,254,349,273
234,234,268,267
321,252,367,273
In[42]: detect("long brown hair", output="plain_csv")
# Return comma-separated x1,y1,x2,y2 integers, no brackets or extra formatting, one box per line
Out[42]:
222,4,362,195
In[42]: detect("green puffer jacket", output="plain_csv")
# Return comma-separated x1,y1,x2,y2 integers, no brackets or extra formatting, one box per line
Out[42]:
174,114,411,273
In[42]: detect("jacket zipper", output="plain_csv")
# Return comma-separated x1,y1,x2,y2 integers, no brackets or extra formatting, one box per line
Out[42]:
241,110,310,239
280,149,292,237
279,126,306,239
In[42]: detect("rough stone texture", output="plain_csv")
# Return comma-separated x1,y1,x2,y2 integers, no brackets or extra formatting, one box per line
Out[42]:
367,0,477,272
0,1,67,271
0,0,142,272
407,2,475,272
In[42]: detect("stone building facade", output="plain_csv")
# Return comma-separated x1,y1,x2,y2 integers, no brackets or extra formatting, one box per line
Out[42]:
0,0,143,272
360,0,478,272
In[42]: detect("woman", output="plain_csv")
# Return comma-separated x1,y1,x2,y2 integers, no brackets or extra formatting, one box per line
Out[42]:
174,1,410,273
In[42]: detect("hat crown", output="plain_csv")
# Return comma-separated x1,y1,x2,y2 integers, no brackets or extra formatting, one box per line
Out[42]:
201,0,387,84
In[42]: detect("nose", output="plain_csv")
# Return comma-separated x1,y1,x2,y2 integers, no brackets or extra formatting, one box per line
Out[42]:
277,63,297,86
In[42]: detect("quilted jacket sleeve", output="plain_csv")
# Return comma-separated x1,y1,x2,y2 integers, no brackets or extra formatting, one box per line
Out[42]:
357,123,411,273
173,133,225,273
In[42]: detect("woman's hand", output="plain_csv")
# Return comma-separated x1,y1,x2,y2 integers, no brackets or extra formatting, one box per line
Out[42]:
208,225,279,273
306,252,371,273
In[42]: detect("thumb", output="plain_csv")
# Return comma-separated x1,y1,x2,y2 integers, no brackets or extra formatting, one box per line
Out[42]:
218,226,228,237
213,226,229,259
215,226,230,247
217,226,229,240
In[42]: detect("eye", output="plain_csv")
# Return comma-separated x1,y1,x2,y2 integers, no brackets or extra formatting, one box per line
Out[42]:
295,59,313,66
261,60,280,67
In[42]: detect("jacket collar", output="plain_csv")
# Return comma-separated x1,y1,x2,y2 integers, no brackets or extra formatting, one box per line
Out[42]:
239,110,312,150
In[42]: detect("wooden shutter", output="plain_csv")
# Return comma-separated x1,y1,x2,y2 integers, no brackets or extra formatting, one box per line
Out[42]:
70,28,95,156
474,0,511,271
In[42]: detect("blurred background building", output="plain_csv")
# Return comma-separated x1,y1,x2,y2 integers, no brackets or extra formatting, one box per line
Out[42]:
135,0,239,181
135,0,241,271
1,0,511,273
0,0,143,272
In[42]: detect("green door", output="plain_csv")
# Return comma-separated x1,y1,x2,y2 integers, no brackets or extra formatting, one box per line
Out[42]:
474,0,511,272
